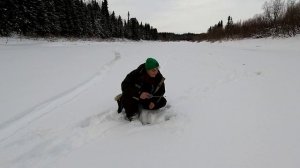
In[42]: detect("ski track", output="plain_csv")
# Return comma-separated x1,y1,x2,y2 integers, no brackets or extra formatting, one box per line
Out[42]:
0,52,121,168
0,53,121,143
0,50,181,168
0,107,178,168
1,108,116,168
0,44,256,168
1,37,300,168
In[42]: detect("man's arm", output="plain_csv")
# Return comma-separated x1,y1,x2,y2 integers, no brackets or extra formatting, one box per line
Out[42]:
121,70,141,99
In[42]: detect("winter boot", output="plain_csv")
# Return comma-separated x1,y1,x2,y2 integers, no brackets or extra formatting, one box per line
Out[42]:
114,94,123,113
126,113,138,121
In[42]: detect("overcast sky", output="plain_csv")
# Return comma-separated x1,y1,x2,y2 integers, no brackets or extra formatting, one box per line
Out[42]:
108,0,266,34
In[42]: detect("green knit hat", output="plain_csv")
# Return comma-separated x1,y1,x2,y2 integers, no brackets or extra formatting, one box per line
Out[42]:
145,58,159,70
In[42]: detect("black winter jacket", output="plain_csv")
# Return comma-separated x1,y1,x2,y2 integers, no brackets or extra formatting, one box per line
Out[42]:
121,63,165,105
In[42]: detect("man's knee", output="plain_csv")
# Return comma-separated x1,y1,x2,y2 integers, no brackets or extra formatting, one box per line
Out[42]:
122,97,140,117
155,97,167,109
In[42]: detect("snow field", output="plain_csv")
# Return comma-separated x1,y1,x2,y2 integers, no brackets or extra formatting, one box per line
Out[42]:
0,36,300,168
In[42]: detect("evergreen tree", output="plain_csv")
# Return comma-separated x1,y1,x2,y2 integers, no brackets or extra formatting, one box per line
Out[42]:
81,1,93,37
89,0,104,37
0,0,159,40
73,0,88,37
150,27,158,40
144,23,151,40
226,16,233,27
139,22,144,39
101,0,110,37
66,0,81,37
54,0,69,36
225,16,234,38
14,0,33,36
35,0,51,36
117,15,124,38
110,11,118,37
129,18,140,40
44,0,61,36
124,20,129,38
0,0,14,36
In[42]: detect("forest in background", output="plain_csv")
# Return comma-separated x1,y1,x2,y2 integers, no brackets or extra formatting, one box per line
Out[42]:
1,0,300,41
159,0,300,41
0,0,158,40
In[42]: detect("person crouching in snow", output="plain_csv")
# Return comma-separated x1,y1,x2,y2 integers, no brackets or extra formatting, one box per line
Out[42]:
115,57,167,121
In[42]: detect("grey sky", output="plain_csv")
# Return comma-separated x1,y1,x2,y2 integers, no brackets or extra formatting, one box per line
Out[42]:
108,0,266,33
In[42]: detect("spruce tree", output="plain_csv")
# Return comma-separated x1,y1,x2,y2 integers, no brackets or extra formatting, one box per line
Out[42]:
101,0,110,37
117,15,124,38
129,18,140,40
45,0,61,36
150,27,158,40
14,0,33,36
73,0,86,37
0,0,14,36
144,23,151,40
54,0,69,36
110,11,118,37
89,0,104,37
35,0,51,36
82,1,93,37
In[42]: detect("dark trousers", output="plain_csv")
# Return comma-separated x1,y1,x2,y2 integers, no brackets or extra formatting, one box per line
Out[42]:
122,97,167,118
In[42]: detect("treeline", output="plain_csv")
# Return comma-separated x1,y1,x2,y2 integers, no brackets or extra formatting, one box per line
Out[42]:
205,0,300,41
0,0,158,40
159,0,300,42
158,33,201,41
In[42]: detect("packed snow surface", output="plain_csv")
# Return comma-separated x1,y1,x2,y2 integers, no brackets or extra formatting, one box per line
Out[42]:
0,37,300,168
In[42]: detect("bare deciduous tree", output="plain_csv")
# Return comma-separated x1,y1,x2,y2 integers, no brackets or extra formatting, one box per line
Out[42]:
263,0,285,24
